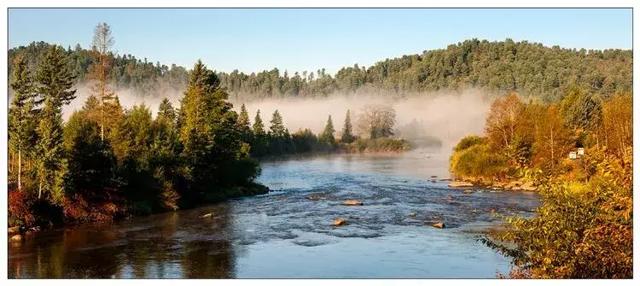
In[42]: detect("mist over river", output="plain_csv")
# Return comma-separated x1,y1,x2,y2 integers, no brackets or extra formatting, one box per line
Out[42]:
8,148,539,278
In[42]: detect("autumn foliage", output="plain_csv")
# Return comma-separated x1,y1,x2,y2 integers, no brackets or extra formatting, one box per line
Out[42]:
465,90,632,278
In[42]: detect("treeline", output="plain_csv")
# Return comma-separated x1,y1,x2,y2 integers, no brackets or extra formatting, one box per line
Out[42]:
450,89,631,181
8,44,266,227
239,104,410,158
9,39,631,101
8,41,188,96
450,89,632,278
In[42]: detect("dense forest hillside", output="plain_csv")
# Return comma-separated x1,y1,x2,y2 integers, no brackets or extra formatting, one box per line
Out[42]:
9,39,631,102
8,41,189,96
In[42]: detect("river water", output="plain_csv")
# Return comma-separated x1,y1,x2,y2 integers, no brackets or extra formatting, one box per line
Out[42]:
8,148,539,278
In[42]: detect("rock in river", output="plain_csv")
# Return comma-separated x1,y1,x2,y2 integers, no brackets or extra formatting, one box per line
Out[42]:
431,222,445,229
200,213,213,218
306,194,325,201
342,199,363,206
448,181,473,188
333,218,347,226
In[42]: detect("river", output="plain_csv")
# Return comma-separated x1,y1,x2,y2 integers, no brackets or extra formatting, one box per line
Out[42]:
8,148,539,278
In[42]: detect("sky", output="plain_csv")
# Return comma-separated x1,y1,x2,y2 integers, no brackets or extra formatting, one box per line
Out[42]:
8,8,633,74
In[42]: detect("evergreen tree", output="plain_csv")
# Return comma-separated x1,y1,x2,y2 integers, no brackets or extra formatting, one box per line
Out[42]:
35,45,76,108
9,55,37,191
341,109,355,143
320,115,336,145
157,98,176,125
237,104,252,141
34,45,76,202
178,60,258,200
114,105,158,213
114,105,154,163
250,110,267,156
560,86,603,139
269,110,286,138
252,110,265,136
267,110,290,154
82,95,101,112
82,94,124,144
63,111,116,201
152,99,181,211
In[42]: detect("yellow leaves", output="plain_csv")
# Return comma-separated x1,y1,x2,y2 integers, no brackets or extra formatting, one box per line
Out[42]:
488,168,632,278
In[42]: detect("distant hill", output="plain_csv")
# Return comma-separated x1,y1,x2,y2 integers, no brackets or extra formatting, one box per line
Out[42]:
9,39,632,101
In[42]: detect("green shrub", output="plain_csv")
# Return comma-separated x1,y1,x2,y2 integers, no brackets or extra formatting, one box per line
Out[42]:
453,135,486,152
450,143,508,179
484,149,632,278
347,137,411,153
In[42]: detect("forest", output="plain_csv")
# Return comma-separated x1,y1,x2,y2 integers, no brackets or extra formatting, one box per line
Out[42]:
449,89,632,278
7,24,269,227
9,38,631,102
7,23,409,228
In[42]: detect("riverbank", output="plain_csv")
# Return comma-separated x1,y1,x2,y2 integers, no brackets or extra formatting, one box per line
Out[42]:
8,182,270,238
254,137,413,161
447,178,537,192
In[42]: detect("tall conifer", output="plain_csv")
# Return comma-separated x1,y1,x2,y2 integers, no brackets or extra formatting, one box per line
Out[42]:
34,45,76,201
9,55,36,191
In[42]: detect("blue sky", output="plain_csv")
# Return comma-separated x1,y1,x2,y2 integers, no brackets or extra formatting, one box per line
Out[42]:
8,8,633,74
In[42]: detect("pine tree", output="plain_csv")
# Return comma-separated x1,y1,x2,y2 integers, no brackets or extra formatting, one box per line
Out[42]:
152,99,181,211
153,99,179,173
320,115,336,145
82,95,101,113
34,45,76,201
252,110,265,136
34,100,67,201
341,109,355,143
269,110,286,138
179,60,220,156
9,55,37,191
178,60,256,196
36,45,76,108
157,98,176,125
82,94,124,143
237,104,251,140
63,111,116,199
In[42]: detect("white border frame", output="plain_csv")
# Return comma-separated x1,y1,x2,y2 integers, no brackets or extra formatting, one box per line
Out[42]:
0,1,638,285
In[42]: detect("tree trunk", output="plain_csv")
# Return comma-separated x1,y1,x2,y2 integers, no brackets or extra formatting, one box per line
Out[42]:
17,149,22,191
100,52,106,141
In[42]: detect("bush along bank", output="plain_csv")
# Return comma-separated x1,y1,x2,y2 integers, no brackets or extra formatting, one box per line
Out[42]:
450,90,632,278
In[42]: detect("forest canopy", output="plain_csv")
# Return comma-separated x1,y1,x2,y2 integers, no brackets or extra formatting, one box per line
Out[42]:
9,38,631,102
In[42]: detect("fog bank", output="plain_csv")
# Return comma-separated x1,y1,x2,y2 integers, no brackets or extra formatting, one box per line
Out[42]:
62,86,492,151
237,90,492,150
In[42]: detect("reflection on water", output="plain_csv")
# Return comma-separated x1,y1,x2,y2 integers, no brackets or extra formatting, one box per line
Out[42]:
9,148,539,278
10,205,237,278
